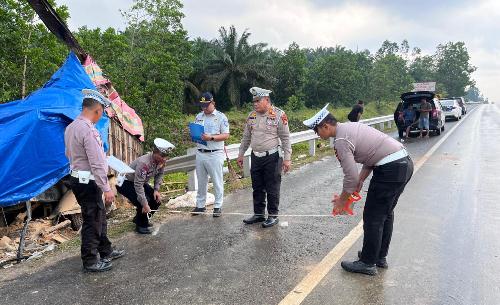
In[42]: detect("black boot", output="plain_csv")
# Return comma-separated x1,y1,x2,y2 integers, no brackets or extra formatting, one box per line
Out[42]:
101,250,126,263
243,215,266,224
83,260,113,272
341,260,377,276
136,226,153,234
133,216,152,227
262,217,279,228
358,251,388,268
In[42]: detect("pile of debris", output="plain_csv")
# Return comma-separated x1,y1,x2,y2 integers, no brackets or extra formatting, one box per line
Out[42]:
0,213,78,268
167,191,215,209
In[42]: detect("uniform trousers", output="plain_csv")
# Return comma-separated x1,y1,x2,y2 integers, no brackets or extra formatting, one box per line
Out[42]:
70,177,112,267
250,151,283,216
116,180,160,228
195,150,225,209
360,156,414,265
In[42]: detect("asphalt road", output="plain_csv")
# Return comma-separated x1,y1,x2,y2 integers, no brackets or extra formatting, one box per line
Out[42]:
1,104,497,305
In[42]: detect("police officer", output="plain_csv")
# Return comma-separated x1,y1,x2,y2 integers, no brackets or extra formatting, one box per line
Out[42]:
237,87,292,228
116,138,175,234
303,104,414,276
191,92,230,217
65,89,125,272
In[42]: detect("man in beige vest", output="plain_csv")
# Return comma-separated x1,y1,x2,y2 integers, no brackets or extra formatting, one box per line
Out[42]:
237,87,292,228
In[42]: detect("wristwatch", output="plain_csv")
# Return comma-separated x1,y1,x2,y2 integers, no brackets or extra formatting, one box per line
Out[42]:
210,136,215,141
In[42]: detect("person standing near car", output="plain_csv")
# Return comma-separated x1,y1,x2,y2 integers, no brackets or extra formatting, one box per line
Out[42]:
237,87,292,228
303,104,414,276
65,89,124,273
418,98,432,138
190,92,230,217
116,138,174,234
403,104,417,139
348,100,364,122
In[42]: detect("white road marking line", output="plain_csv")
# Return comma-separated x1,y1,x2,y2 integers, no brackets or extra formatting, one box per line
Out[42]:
167,210,336,217
278,105,481,305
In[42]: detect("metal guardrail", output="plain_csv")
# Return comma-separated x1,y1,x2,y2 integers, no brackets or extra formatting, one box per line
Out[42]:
164,114,395,189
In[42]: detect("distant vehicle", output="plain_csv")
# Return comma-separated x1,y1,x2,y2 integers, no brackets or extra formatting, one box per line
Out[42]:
394,91,446,139
449,97,467,115
440,99,462,121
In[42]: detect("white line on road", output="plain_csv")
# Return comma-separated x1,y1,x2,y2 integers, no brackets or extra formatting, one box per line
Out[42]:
278,105,481,305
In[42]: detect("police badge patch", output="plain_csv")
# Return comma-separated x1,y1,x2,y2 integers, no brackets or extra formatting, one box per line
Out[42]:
140,165,149,179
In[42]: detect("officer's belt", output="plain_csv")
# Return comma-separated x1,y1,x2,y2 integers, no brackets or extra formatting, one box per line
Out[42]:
375,148,409,166
252,147,279,158
70,169,95,181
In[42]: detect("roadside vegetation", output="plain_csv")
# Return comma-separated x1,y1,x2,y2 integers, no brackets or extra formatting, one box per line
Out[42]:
1,0,482,155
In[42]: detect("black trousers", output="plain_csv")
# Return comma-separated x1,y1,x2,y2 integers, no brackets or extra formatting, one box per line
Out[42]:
70,177,112,267
360,156,414,265
250,151,283,216
116,180,160,228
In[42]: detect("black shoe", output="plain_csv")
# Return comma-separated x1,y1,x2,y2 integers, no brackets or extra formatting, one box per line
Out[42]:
101,250,126,263
262,217,279,228
83,260,112,272
243,215,266,224
357,251,388,268
136,226,153,234
133,216,153,227
341,260,377,276
213,208,222,217
191,207,206,216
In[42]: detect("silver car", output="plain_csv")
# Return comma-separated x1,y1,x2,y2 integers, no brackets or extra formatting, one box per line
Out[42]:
440,99,462,121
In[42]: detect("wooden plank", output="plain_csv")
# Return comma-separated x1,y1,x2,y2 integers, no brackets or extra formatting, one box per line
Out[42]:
107,116,143,165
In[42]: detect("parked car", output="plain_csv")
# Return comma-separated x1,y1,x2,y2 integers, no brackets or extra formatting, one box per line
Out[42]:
449,96,467,115
394,91,446,139
440,99,462,121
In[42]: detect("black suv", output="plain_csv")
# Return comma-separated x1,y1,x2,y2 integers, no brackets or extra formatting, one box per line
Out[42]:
394,91,446,139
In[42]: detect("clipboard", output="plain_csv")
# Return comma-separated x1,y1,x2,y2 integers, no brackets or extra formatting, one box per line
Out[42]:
189,123,207,146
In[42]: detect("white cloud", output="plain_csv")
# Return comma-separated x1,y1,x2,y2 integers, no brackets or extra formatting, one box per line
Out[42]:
57,0,500,101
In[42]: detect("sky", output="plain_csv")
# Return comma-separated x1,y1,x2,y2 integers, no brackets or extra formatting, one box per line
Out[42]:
58,0,499,101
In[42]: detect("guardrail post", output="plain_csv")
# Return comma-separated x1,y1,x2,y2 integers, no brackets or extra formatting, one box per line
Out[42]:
387,120,392,129
329,137,335,147
187,148,198,191
242,155,251,178
379,122,384,130
308,139,316,156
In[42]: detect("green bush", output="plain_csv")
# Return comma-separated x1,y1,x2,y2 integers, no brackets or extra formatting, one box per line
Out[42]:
285,95,305,112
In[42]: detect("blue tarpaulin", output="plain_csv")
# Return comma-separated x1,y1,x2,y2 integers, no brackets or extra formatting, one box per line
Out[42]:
0,52,109,207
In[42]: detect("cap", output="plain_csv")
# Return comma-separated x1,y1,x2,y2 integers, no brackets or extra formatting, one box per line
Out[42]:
198,92,213,107
82,89,111,108
303,104,330,129
250,87,272,101
154,138,175,155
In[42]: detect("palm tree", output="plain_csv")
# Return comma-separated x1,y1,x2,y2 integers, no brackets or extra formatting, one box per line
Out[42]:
201,26,274,109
